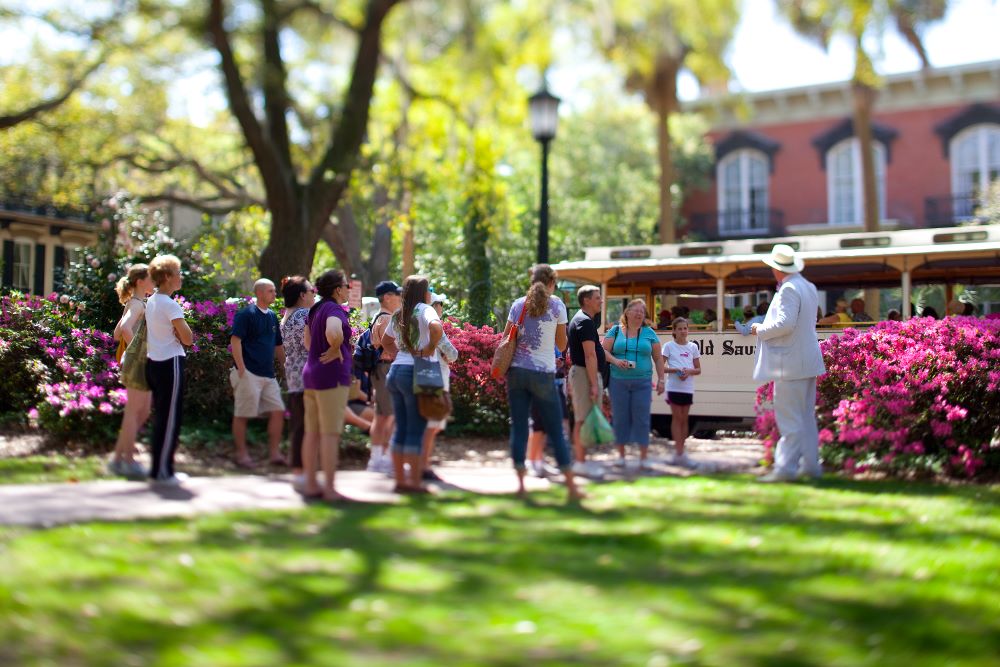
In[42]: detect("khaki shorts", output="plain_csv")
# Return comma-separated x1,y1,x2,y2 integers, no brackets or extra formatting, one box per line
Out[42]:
371,361,394,416
303,385,350,435
568,365,603,419
231,368,285,417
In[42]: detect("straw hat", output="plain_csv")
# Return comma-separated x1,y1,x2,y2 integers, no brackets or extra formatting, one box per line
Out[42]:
762,244,804,274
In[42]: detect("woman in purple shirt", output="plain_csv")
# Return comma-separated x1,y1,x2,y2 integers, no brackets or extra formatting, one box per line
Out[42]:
300,269,353,502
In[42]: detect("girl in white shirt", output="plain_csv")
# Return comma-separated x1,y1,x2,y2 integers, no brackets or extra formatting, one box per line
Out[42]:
663,317,701,467
144,255,193,485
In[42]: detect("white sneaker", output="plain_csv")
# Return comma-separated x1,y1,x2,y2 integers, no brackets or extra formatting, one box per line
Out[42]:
640,459,655,471
366,448,383,472
585,461,605,479
377,454,395,477
674,454,696,468
123,461,148,479
528,460,545,478
571,462,589,477
291,474,306,490
541,463,561,478
758,470,797,483
613,456,626,468
151,472,188,487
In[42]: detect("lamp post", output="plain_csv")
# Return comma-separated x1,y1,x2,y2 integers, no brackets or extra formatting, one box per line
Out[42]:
528,84,560,264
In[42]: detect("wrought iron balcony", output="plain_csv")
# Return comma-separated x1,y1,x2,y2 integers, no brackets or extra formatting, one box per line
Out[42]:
687,208,784,240
0,196,95,223
924,193,984,227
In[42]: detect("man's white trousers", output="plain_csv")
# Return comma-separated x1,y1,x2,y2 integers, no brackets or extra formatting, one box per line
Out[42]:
773,377,820,476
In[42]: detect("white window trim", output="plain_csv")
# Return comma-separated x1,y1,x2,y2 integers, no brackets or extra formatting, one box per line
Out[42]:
12,237,34,292
950,124,1000,198
716,149,769,235
826,138,886,226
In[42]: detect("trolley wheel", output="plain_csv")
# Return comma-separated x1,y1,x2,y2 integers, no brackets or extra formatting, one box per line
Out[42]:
651,414,672,438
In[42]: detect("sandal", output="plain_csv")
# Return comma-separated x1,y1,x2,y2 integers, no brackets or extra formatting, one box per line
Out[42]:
323,491,350,504
235,457,257,469
268,455,289,466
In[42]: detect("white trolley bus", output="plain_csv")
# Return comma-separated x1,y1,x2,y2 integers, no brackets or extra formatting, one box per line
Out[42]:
553,225,1000,435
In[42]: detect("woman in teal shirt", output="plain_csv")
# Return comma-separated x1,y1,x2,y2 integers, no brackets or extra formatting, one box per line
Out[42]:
603,299,665,469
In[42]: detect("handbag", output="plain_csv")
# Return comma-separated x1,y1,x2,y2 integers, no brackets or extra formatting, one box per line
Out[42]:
418,391,453,421
490,296,528,380
119,319,149,391
413,356,445,394
115,337,128,364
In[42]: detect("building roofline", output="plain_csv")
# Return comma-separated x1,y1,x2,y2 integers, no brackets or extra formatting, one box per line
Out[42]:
684,58,1000,130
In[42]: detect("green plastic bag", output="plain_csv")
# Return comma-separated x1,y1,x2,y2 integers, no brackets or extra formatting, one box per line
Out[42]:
580,405,615,447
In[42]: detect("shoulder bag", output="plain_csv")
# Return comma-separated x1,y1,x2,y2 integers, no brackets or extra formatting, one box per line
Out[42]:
119,319,150,391
490,297,528,380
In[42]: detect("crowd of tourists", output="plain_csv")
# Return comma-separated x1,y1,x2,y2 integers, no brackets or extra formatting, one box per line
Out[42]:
108,243,871,498
106,254,712,501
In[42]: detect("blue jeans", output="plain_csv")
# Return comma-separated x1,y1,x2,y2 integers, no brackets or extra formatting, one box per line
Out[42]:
387,364,425,455
507,367,572,471
608,376,653,447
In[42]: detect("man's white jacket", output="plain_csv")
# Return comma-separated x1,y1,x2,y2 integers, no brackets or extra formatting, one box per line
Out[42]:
752,272,827,382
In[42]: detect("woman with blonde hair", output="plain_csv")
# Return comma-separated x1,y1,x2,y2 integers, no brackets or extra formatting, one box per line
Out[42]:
603,298,665,469
503,264,583,501
144,255,193,485
109,264,155,477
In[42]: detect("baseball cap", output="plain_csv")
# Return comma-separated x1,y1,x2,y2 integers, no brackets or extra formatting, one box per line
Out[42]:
430,292,448,304
375,280,401,297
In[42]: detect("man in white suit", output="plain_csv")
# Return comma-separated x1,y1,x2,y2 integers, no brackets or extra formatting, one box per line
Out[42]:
751,244,827,482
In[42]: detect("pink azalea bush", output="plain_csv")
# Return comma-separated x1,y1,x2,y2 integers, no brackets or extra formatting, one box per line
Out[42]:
1,292,124,440
3,291,514,444
1,291,250,443
755,317,1000,478
444,319,510,435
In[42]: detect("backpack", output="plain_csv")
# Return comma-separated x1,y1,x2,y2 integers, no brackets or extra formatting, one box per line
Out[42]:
353,312,387,375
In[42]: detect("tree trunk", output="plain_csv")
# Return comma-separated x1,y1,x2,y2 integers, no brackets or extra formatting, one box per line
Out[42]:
852,81,880,233
402,218,415,278
652,57,680,244
366,221,392,285
258,202,316,281
465,182,492,327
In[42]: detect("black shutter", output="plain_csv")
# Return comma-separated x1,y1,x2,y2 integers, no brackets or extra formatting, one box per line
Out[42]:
2,240,12,289
53,246,66,292
33,243,45,295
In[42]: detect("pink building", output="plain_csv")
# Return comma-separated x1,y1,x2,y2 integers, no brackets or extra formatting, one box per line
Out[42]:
681,60,1000,240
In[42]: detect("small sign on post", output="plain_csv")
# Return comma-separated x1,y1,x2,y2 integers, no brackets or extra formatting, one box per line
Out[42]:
348,280,363,310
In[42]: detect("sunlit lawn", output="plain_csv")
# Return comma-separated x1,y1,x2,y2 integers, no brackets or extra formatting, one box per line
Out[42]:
1,476,998,667
0,454,110,484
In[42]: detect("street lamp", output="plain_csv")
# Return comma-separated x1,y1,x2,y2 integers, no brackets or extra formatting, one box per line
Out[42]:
528,84,560,264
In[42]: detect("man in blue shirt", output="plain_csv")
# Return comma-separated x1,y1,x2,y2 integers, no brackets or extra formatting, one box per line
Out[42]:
231,279,286,468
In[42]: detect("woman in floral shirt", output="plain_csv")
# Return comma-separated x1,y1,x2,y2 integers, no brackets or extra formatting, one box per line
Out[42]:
280,276,316,479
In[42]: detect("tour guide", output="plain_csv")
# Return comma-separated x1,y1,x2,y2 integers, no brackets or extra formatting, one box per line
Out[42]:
751,244,827,482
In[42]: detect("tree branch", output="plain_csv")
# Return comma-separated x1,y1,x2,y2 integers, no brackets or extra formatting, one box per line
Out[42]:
0,54,106,129
261,0,294,171
308,0,404,218
278,0,361,32
206,0,295,212
137,192,252,216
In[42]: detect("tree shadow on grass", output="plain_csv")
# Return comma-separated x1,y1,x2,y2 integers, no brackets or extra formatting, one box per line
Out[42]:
5,481,1000,666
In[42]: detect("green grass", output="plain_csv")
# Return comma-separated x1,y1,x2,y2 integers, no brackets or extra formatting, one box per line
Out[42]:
0,454,111,484
1,476,999,667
